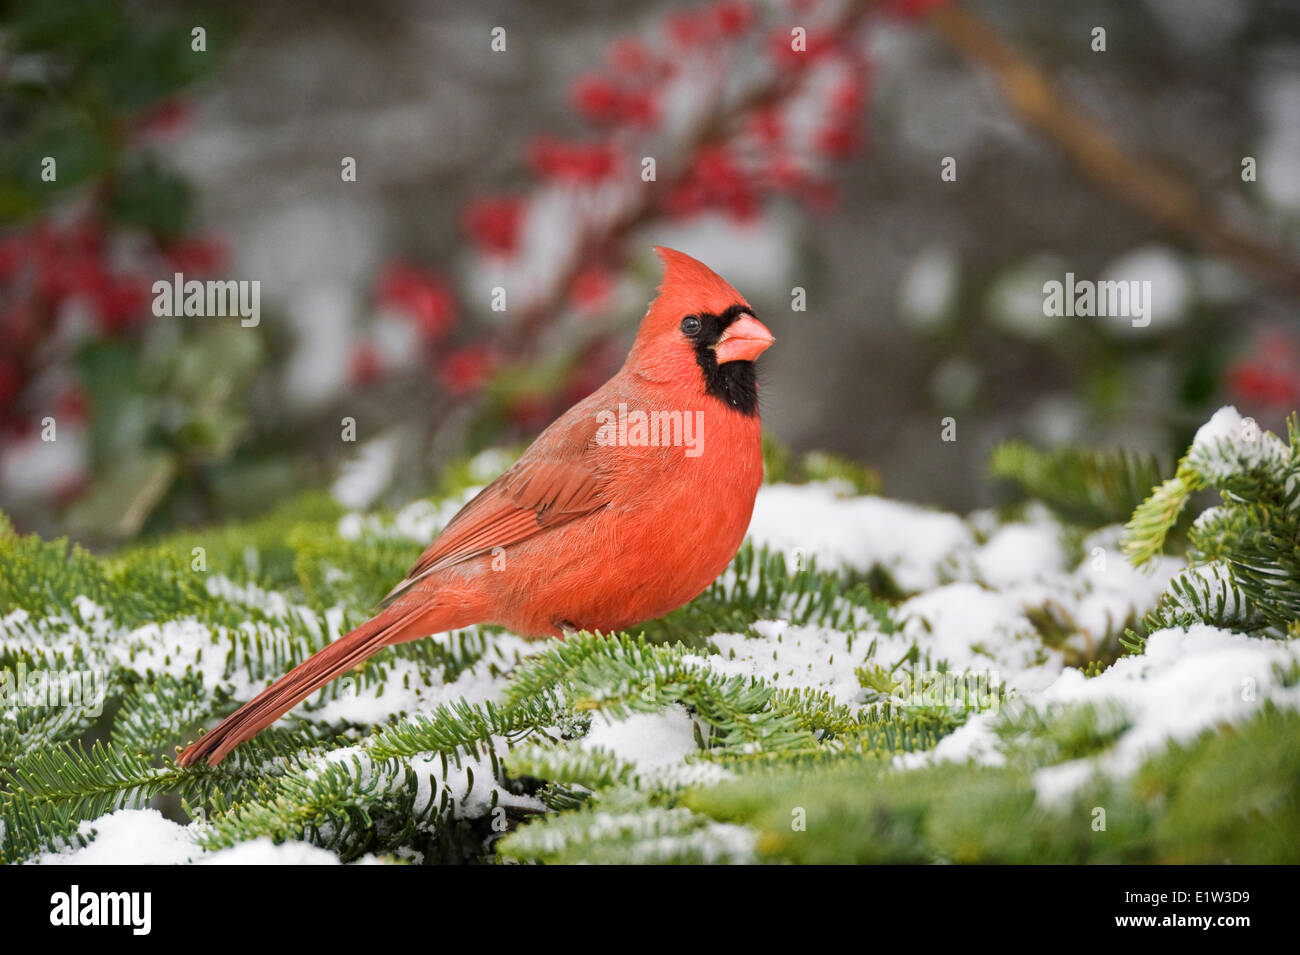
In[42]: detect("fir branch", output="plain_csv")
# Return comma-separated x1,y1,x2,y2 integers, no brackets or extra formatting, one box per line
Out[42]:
504,741,636,795
637,542,896,646
1122,472,1201,566
1124,411,1300,644
989,440,1165,528
1122,562,1270,654
0,740,265,861
196,752,415,857
498,805,755,865
369,698,555,761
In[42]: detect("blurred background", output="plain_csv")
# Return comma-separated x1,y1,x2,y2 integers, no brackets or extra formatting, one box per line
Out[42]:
2,0,1299,547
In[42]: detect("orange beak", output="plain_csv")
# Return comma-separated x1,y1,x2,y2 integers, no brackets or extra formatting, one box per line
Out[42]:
714,313,774,364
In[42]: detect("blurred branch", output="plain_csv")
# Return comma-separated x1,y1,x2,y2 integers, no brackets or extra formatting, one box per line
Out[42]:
508,81,788,359
505,0,876,361
931,2,1300,294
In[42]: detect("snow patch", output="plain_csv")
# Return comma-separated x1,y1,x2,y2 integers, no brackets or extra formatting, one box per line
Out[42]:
580,705,701,772
30,810,198,865
972,521,1065,588
747,483,975,591
704,620,894,704
1187,405,1287,480
913,625,1300,803
201,837,342,865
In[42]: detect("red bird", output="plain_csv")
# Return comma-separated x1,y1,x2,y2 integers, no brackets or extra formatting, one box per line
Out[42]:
178,247,774,766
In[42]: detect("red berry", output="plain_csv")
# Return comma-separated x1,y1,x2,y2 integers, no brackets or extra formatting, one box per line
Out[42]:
163,237,228,275
462,196,526,256
815,122,860,159
0,234,32,282
439,344,495,397
527,136,619,184
572,74,623,125
608,37,657,75
135,97,194,139
768,26,836,67
664,11,709,46
55,386,89,423
93,276,150,334
570,265,614,314
376,262,457,338
349,341,385,386
832,75,866,114
766,155,806,191
0,359,23,407
0,304,38,346
749,107,785,145
711,1,754,36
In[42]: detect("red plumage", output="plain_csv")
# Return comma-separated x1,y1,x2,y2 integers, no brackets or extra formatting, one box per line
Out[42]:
177,247,774,766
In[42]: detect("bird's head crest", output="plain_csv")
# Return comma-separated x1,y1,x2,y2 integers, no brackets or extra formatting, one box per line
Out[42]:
623,247,772,415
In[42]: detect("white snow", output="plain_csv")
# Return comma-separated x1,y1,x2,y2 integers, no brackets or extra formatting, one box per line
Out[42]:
704,620,893,704
579,705,701,773
338,488,480,544
0,425,89,502
306,631,540,728
296,722,544,823
1071,525,1182,636
407,734,546,821
205,575,294,619
971,521,1066,588
897,582,1059,693
747,482,975,591
201,837,342,865
1031,759,1102,806
1167,561,1241,618
913,624,1300,802
28,809,346,865
1186,405,1288,480
466,447,515,482
30,810,199,866
1192,405,1248,448
332,433,401,510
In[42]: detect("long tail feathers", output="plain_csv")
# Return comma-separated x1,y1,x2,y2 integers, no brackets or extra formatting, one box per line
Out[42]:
177,604,426,767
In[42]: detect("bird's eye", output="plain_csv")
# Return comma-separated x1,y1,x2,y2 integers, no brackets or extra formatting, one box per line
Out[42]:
680,315,702,337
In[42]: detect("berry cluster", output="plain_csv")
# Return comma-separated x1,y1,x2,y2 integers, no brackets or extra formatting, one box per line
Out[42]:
1227,328,1300,414
364,0,877,424
0,215,225,437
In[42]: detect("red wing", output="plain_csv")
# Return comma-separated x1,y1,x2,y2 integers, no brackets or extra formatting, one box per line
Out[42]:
381,437,609,604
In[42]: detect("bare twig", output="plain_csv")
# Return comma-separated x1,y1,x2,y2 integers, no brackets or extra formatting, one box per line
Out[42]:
931,2,1300,294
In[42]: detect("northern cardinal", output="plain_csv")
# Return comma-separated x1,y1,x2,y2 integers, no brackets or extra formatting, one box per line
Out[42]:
178,247,774,766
